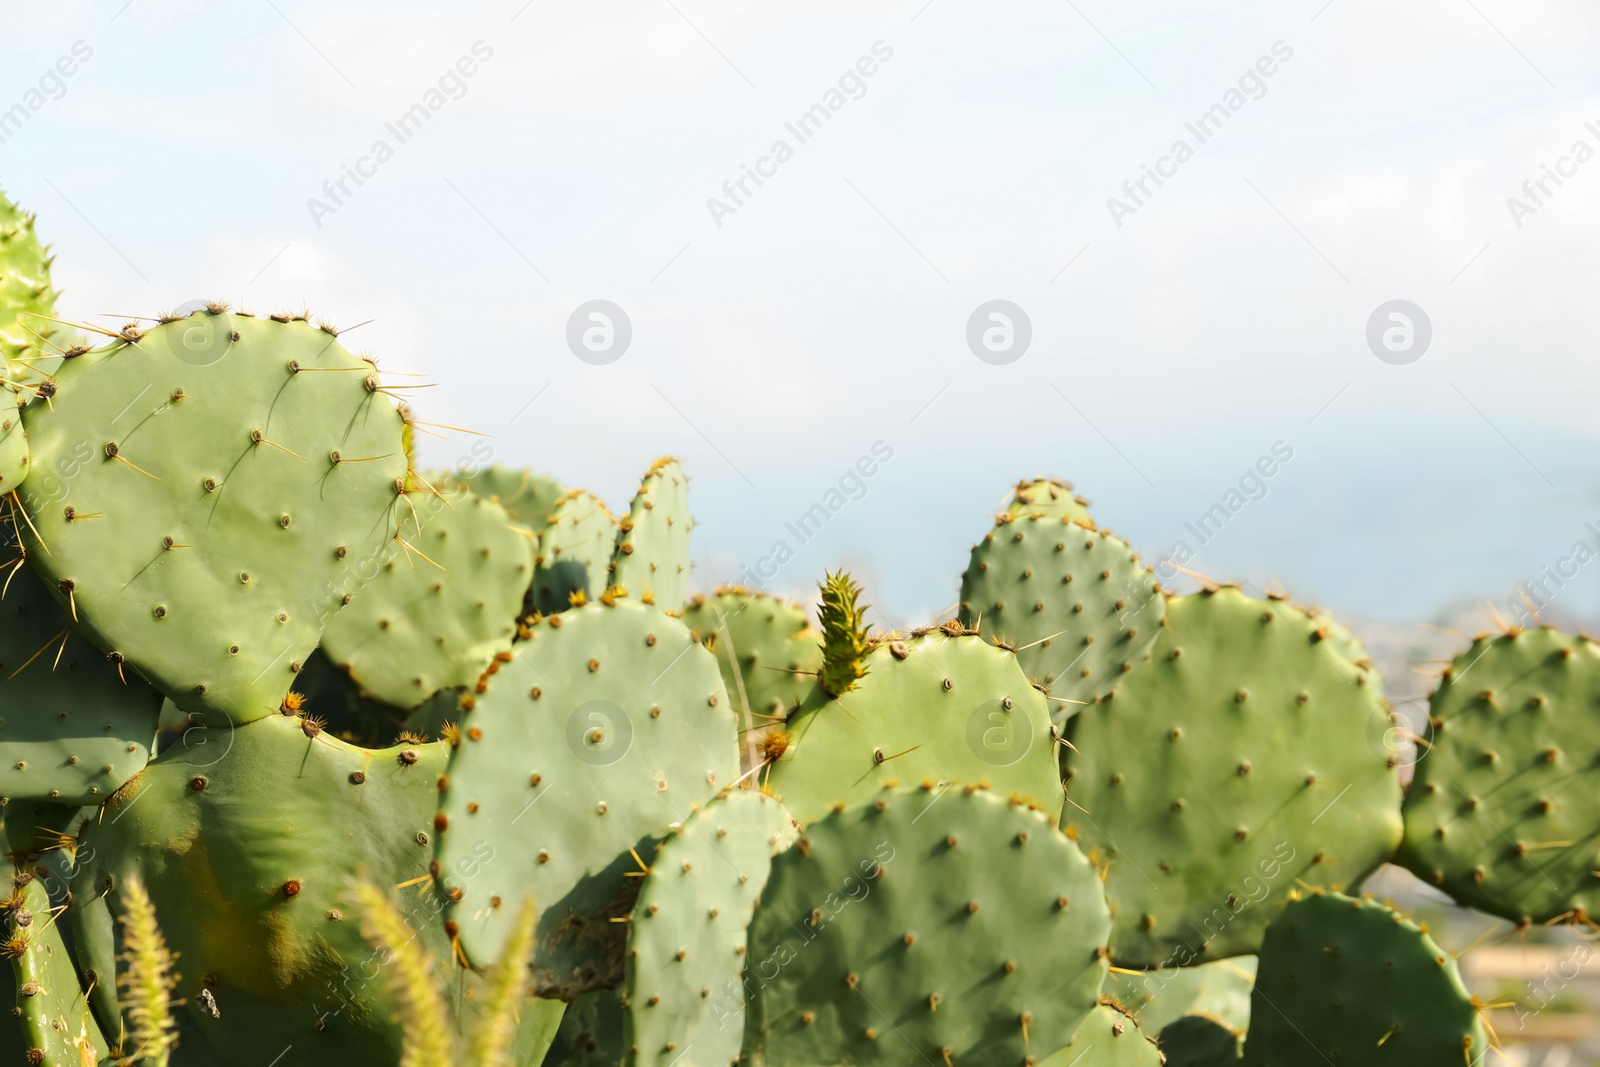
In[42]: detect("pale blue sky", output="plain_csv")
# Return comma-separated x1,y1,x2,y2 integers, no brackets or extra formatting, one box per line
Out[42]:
5,0,1599,628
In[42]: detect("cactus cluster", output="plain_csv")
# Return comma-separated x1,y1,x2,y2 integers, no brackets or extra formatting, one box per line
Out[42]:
0,186,1575,1067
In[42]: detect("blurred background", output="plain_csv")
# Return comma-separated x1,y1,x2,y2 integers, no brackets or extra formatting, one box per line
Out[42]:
5,3,1599,1056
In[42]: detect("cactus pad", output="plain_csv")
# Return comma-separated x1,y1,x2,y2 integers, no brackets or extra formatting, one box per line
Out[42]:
71,712,462,1065
17,312,410,724
625,789,795,1067
1241,890,1486,1066
1159,1014,1242,1066
435,597,739,995
1398,627,1600,923
767,622,1063,824
1040,1003,1164,1066
7,866,107,1066
610,458,691,611
683,587,821,721
0,556,163,805
740,785,1110,1067
532,489,613,613
0,396,26,496
0,191,58,381
959,514,1164,707
1006,477,1094,526
548,989,625,1066
1063,587,1403,967
321,485,532,709
1110,957,1255,1034
439,466,564,530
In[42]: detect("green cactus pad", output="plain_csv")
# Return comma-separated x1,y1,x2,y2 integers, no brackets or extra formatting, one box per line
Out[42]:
7,867,108,1066
438,466,565,530
740,785,1110,1067
1159,1014,1242,1066
611,458,691,612
436,597,739,996
1397,627,1600,923
625,789,795,1067
683,587,822,721
1006,477,1095,526
0,395,27,496
959,513,1164,707
1063,586,1403,968
0,556,163,805
549,989,625,1066
321,484,532,709
766,623,1063,825
1110,957,1255,1034
1040,1003,1164,1066
0,192,59,381
1241,890,1487,1066
532,489,614,614
17,311,410,725
71,712,465,1065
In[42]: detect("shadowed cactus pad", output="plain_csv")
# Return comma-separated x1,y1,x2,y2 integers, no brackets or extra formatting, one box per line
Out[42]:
1040,1003,1164,1066
767,621,1062,825
320,485,533,709
1064,587,1402,967
71,713,461,1065
960,513,1163,707
532,489,613,614
1242,890,1486,1066
435,598,739,996
1398,627,1600,923
610,458,691,612
624,789,795,1067
740,785,1110,1067
0,554,163,805
1159,1014,1242,1066
683,587,822,724
18,312,410,724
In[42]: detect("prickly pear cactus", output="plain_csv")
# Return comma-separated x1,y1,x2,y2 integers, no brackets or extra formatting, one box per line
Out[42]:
6,866,108,1066
438,466,565,530
1040,1003,1164,1066
548,989,625,1066
0,395,26,496
0,553,163,805
0,191,58,382
624,789,795,1067
1159,1014,1242,1067
1242,890,1487,1066
434,597,739,996
740,785,1110,1067
1110,957,1255,1034
959,511,1164,708
610,458,691,612
1398,627,1600,923
71,713,461,1065
532,489,613,614
320,485,533,709
683,587,822,724
767,619,1064,824
1064,587,1402,967
1006,477,1095,525
17,311,411,724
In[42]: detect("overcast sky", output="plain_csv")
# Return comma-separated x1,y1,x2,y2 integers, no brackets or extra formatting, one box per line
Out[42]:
5,0,1598,629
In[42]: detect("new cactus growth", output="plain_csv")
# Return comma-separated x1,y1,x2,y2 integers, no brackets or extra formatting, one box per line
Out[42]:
740,784,1111,1067
609,458,691,612
17,311,411,725
1064,586,1403,967
1241,890,1487,1065
1398,626,1600,923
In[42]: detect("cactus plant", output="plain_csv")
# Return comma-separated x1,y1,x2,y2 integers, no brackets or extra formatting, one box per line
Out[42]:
531,489,613,614
434,596,739,996
740,784,1111,1067
0,396,26,497
1041,1002,1164,1066
1006,476,1095,525
0,191,59,388
435,466,565,531
610,458,691,612
766,573,1064,824
1159,1014,1242,1066
1398,626,1600,924
1241,889,1487,1066
1064,586,1402,967
1110,957,1255,1034
17,310,411,725
320,484,533,710
6,864,108,1066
